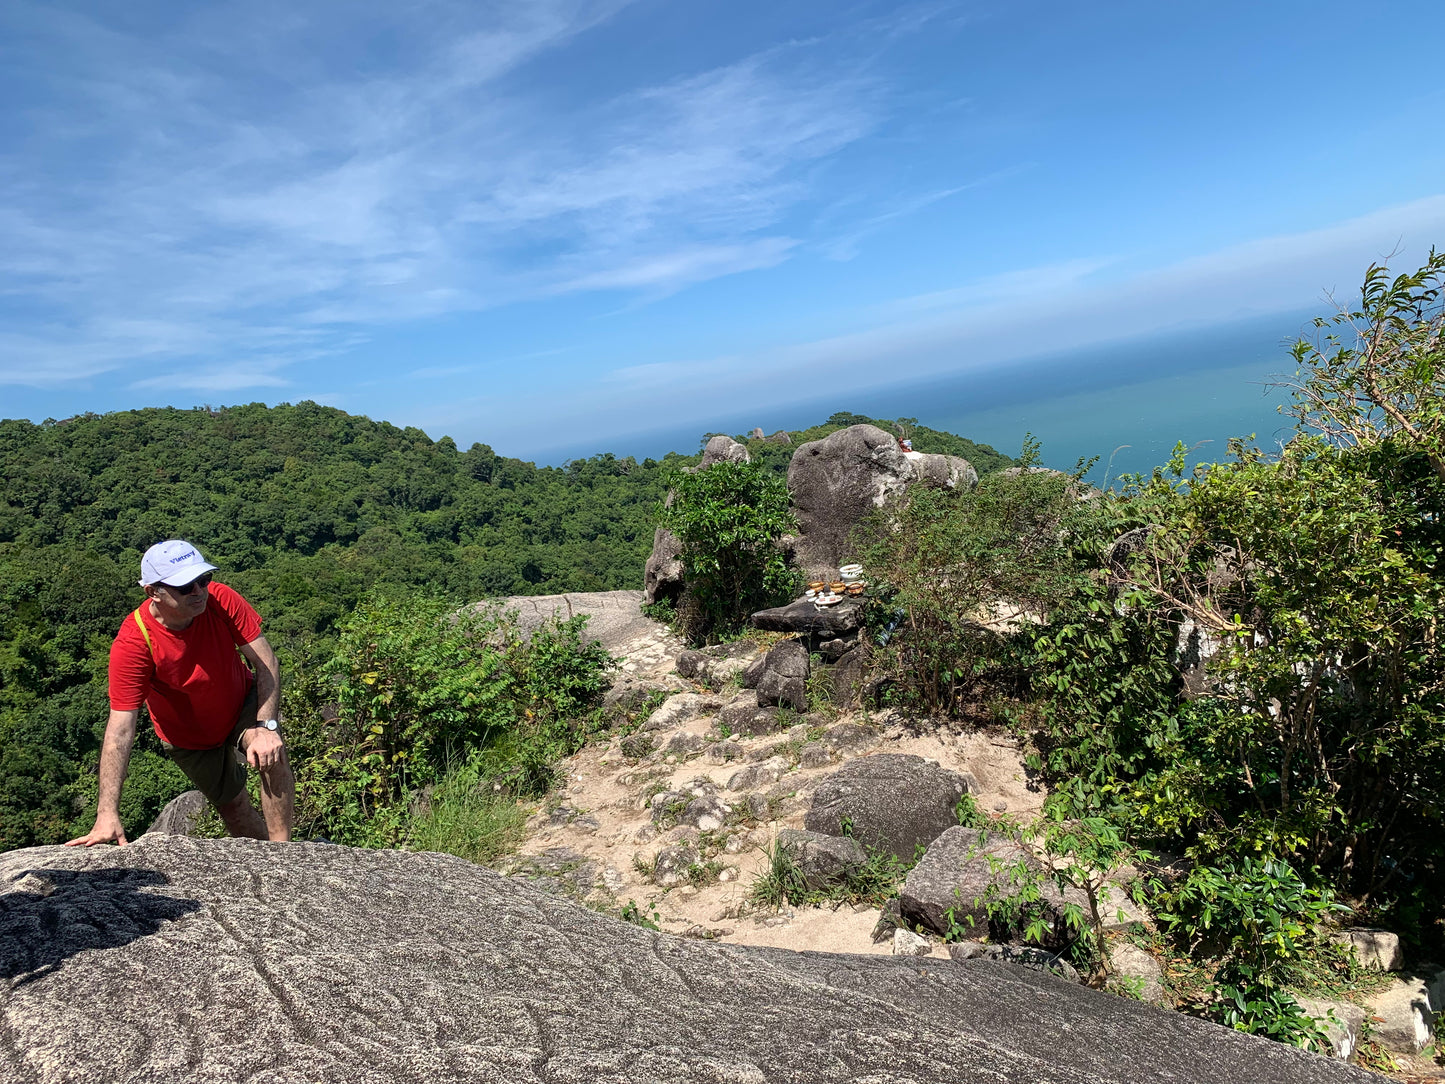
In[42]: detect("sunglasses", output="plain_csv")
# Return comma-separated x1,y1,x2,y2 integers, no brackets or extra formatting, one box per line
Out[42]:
166,573,213,596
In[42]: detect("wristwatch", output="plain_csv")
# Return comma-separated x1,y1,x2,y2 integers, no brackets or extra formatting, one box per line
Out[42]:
251,718,280,733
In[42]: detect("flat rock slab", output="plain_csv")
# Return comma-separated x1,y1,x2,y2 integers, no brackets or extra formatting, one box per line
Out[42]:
0,837,1376,1084
750,598,863,636
485,590,656,654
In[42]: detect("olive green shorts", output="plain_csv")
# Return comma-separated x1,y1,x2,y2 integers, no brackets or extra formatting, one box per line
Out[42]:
162,684,260,806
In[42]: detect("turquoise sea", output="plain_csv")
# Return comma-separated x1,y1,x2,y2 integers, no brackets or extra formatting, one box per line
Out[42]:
537,310,1314,480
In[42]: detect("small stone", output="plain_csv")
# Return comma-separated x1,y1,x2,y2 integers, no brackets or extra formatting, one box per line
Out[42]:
1368,974,1434,1053
1106,943,1165,1004
1330,928,1403,971
799,743,833,770
892,928,931,956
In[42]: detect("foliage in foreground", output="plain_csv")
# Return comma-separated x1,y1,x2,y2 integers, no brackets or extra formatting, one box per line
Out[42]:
852,254,1445,1042
662,458,796,642
282,591,613,848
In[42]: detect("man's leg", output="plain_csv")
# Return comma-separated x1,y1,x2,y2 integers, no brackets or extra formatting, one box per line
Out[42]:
215,788,270,840
237,728,296,842
255,749,295,842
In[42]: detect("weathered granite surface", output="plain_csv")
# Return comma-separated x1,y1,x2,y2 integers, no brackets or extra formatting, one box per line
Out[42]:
0,836,1380,1083
805,754,971,863
750,598,863,636
485,590,652,652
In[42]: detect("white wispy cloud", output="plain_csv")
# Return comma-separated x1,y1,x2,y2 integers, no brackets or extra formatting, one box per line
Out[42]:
0,0,894,390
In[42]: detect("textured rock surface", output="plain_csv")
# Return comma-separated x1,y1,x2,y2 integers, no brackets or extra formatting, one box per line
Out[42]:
0,837,1377,1083
643,526,685,604
1330,927,1403,972
144,789,210,836
1106,942,1166,1004
775,828,866,891
909,452,979,492
714,693,784,737
1368,973,1435,1053
489,590,652,652
641,693,724,733
753,641,809,711
787,424,913,577
892,927,931,956
900,826,1085,949
806,754,970,862
675,641,759,687
827,644,869,707
749,598,864,636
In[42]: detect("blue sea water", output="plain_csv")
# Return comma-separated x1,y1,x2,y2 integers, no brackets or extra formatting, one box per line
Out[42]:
534,310,1314,479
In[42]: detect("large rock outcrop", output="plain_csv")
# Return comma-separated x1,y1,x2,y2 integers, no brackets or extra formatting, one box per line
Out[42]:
144,789,209,836
804,753,972,862
787,424,913,577
787,425,977,578
0,836,1374,1083
488,590,653,653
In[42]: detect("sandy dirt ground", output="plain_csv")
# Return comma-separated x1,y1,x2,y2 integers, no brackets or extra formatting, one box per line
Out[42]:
504,616,1044,960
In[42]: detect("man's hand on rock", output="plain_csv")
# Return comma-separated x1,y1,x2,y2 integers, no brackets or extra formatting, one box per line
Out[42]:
246,728,285,770
66,813,128,847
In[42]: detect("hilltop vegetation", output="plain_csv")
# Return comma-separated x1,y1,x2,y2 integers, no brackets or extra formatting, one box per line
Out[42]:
0,404,1011,849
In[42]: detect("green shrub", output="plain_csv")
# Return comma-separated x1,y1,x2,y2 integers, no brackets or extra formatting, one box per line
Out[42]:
661,459,795,642
284,589,612,846
857,444,1085,714
1159,856,1344,1047
749,836,909,910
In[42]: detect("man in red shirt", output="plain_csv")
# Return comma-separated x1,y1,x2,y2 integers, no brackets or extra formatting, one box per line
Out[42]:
68,539,294,845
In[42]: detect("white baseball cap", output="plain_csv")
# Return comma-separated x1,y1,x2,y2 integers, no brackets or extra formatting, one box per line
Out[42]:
139,539,219,586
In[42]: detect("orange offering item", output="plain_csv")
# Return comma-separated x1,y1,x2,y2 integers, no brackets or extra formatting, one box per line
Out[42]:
829,581,846,593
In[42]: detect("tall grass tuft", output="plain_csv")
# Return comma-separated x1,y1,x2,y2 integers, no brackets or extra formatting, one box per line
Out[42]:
407,759,527,866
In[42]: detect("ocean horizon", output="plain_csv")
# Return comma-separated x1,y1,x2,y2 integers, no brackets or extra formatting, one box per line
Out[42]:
528,310,1312,483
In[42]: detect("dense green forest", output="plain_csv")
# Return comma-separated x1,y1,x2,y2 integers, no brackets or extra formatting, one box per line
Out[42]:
0,403,1010,848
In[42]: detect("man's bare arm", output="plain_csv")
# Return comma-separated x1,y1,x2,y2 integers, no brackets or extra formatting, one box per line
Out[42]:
239,635,280,721
66,708,138,847
238,635,286,771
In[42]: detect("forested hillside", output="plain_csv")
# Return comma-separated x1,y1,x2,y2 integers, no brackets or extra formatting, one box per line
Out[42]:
0,402,1011,848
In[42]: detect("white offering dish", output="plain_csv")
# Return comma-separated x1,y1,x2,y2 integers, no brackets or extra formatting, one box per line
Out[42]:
839,564,863,578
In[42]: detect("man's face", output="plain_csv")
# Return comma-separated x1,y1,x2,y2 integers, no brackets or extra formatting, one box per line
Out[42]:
149,573,211,622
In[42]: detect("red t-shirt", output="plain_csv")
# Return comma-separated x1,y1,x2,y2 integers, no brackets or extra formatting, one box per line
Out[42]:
108,582,262,749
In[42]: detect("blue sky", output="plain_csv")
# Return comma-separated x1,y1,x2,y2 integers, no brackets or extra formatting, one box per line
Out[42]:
3,0,1443,464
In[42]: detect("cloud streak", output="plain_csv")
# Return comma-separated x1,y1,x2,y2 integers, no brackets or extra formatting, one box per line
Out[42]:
0,1,891,389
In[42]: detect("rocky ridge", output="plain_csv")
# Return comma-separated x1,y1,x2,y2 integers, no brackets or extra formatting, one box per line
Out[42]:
1,835,1379,1083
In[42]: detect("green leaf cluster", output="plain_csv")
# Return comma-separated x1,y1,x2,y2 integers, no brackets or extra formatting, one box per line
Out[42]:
662,459,796,641
283,592,613,847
